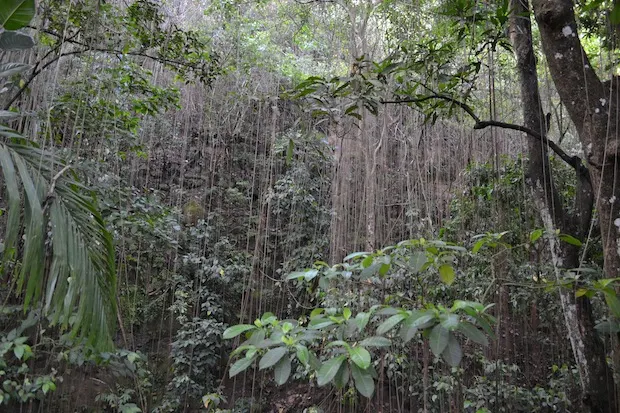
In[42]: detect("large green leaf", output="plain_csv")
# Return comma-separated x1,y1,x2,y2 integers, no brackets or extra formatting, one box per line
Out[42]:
259,347,287,370
348,346,371,369
229,356,255,377
273,355,292,385
333,362,350,389
0,0,35,30
429,324,449,356
350,363,375,398
442,334,462,366
376,313,407,335
0,31,34,50
438,264,455,285
223,324,256,339
317,355,346,386
359,336,391,347
458,321,488,346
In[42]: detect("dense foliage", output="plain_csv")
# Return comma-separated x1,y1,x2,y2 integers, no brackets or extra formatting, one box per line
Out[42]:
1,0,620,412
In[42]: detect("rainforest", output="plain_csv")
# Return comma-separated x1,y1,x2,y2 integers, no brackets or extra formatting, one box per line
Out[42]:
1,0,620,412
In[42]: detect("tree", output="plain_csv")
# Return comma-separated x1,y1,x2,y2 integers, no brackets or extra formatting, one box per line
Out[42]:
508,1,614,411
0,0,117,349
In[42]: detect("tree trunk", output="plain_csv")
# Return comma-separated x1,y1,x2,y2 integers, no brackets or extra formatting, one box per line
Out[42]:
532,0,620,285
511,1,615,411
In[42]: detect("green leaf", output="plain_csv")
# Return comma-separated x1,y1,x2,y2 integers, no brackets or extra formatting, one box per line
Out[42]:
604,291,620,319
296,345,309,365
559,234,582,247
458,321,488,346
223,324,256,339
119,404,141,413
273,355,292,385
361,255,374,268
343,251,368,261
229,355,255,377
350,363,375,398
429,324,449,356
309,317,335,329
355,312,371,332
438,264,456,285
409,251,427,272
0,31,34,50
596,320,620,333
441,334,462,366
348,346,371,369
376,313,407,335
0,62,29,78
0,0,35,30
343,307,352,320
399,314,420,343
440,314,459,330
259,347,287,370
472,239,485,253
317,355,346,386
359,336,391,347
13,344,24,360
529,229,543,243
333,362,350,389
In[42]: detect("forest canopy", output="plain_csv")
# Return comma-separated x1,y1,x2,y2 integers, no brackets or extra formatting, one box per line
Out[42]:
1,0,620,412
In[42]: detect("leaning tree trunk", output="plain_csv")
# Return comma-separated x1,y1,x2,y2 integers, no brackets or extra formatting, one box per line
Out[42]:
510,1,615,411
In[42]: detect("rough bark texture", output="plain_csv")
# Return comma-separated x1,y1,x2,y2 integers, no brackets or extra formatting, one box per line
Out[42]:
511,1,614,411
533,0,620,286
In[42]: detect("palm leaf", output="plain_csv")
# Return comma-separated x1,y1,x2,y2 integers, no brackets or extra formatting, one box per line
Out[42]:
0,126,116,349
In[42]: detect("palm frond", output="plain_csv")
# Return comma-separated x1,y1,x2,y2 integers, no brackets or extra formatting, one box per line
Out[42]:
0,125,117,349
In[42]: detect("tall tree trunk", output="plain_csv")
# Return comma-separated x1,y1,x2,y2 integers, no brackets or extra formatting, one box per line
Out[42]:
510,1,614,411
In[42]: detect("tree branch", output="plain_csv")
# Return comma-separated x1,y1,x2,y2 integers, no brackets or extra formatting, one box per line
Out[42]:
381,95,589,180
381,94,481,123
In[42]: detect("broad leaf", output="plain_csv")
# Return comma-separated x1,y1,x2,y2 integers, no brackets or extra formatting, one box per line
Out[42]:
438,264,456,285
273,355,292,385
355,312,371,332
333,362,350,389
223,324,256,339
359,336,391,347
440,314,459,330
296,345,309,365
229,355,255,377
351,363,375,398
317,355,346,386
0,0,35,30
0,31,34,50
458,321,488,346
442,334,462,366
259,347,287,370
348,346,371,369
429,324,449,356
376,313,407,335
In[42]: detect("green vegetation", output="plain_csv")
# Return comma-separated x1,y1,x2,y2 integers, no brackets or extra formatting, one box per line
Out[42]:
1,0,620,411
